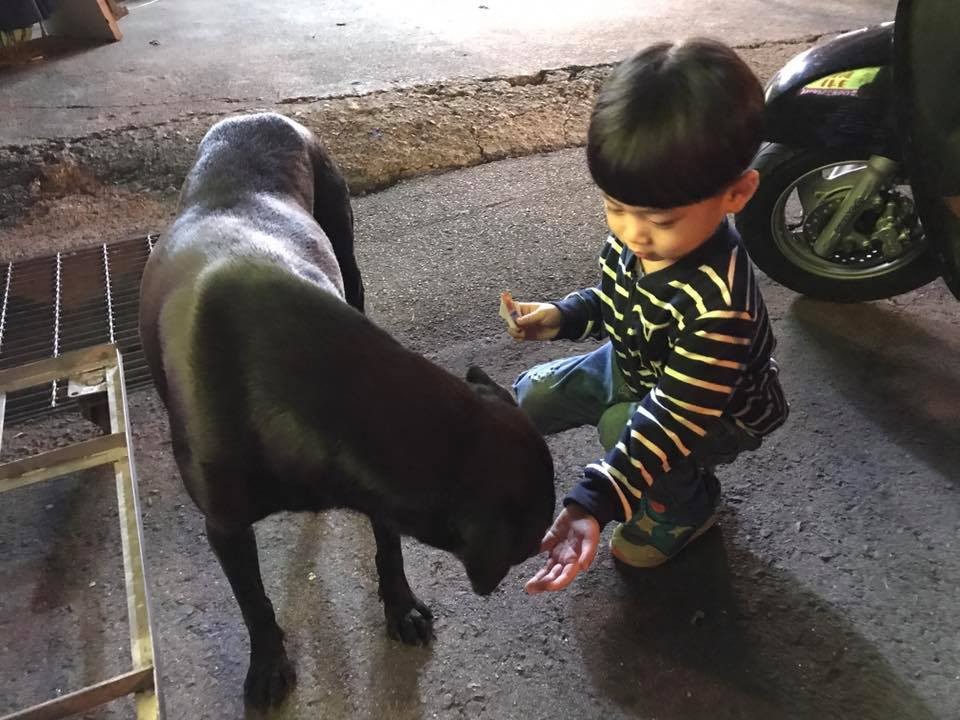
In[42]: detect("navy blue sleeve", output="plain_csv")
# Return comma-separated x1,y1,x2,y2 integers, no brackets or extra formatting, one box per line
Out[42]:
551,288,606,341
564,470,622,528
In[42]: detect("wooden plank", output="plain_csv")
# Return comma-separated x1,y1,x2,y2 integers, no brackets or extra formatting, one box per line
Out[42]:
0,432,127,492
0,344,115,394
116,455,162,720
0,666,154,720
106,361,162,719
104,0,128,19
46,0,122,42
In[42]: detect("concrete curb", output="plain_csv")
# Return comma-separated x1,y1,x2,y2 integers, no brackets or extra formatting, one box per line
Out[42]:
0,37,821,227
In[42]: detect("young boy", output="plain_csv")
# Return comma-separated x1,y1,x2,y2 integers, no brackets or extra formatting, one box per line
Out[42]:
511,38,789,593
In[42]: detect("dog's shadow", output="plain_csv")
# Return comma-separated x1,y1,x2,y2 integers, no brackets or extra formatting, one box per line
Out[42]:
571,515,936,720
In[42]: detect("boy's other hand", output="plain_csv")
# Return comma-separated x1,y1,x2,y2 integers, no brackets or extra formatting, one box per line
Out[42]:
524,504,600,594
509,302,563,341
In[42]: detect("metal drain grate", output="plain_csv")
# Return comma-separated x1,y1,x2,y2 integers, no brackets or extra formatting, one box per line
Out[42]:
0,236,157,425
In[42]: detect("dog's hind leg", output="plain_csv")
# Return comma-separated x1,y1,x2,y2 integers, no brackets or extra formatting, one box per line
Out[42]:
206,520,296,709
370,520,434,645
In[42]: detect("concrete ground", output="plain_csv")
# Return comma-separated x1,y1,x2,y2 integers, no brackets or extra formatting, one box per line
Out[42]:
1,149,959,720
4,1,958,719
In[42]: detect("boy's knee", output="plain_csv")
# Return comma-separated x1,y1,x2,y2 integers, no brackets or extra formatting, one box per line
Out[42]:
597,402,637,452
514,370,554,430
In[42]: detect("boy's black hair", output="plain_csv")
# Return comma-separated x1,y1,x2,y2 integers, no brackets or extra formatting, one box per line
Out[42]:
587,38,764,209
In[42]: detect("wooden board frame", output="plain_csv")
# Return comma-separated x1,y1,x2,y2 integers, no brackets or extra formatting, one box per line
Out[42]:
0,344,163,720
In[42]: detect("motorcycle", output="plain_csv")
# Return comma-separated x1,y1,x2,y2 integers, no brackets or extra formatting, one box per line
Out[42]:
736,1,960,302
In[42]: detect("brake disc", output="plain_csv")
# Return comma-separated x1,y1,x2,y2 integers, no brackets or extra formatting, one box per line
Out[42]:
801,190,917,265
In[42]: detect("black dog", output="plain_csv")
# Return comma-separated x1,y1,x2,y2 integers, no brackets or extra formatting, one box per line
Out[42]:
138,113,555,709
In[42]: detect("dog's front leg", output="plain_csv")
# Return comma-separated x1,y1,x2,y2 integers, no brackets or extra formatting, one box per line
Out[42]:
206,521,296,709
370,520,434,645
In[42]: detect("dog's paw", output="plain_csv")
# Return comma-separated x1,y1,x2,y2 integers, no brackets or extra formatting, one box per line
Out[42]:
384,597,434,646
244,648,297,709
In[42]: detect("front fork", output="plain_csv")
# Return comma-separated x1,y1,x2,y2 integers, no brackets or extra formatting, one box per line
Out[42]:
812,155,899,257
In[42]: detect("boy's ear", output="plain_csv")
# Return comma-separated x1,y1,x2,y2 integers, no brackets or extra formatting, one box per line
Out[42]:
725,169,760,214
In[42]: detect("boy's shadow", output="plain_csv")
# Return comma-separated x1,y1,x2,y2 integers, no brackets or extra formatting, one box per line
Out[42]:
787,297,960,483
572,515,935,720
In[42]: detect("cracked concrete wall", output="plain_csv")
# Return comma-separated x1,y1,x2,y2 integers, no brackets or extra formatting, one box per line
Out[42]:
0,39,815,229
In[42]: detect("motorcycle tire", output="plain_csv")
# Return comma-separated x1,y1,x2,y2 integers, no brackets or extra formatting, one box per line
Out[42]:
735,143,939,302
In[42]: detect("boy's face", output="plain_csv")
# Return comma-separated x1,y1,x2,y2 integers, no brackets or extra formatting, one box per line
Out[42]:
601,170,759,264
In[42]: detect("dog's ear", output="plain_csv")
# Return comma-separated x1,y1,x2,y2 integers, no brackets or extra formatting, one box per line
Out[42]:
465,365,516,406
465,365,493,385
299,124,354,244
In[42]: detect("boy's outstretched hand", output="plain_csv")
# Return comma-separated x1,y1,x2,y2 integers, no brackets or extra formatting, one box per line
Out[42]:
525,503,600,594
508,302,563,341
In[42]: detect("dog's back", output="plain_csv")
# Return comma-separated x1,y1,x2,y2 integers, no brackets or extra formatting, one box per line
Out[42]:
140,112,553,575
137,113,555,709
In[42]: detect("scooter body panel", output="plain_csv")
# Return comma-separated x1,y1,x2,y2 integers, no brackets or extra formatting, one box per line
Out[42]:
763,24,897,155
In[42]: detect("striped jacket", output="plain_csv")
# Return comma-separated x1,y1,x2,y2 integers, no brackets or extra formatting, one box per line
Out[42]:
555,220,788,526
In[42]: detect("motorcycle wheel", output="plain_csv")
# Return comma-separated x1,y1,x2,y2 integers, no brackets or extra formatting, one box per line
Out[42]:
735,143,939,302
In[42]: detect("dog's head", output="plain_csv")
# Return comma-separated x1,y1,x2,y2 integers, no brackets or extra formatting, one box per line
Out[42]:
181,113,317,212
455,365,556,595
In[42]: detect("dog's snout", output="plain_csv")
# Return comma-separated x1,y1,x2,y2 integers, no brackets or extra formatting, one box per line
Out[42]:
470,575,501,597
466,561,509,597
